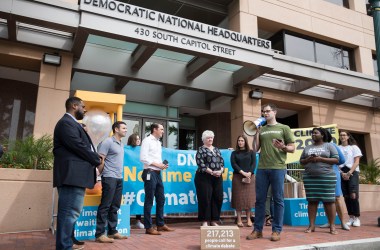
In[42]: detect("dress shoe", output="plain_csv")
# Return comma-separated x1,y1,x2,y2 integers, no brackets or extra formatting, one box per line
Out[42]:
157,225,175,232
95,235,114,243
72,237,85,245
108,232,128,239
146,228,162,235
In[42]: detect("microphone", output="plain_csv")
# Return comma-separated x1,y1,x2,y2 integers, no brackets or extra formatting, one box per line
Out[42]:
163,160,169,165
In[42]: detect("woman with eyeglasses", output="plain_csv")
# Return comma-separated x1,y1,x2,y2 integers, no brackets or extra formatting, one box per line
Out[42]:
300,127,339,235
338,130,362,227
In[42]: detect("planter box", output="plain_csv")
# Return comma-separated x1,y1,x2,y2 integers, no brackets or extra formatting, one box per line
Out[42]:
360,184,380,212
0,168,53,233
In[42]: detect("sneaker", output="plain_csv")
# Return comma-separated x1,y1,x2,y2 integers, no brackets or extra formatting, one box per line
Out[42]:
319,223,330,228
95,235,114,243
246,231,263,240
270,232,281,242
108,232,128,240
341,223,350,231
346,217,355,226
135,221,145,229
352,217,361,227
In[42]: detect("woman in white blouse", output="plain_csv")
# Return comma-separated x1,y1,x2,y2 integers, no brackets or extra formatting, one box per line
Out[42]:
338,130,362,227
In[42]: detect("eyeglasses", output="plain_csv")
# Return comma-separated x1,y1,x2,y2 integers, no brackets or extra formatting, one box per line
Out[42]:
339,134,348,137
262,110,272,114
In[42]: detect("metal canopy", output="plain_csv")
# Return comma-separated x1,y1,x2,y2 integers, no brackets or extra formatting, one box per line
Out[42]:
0,0,379,109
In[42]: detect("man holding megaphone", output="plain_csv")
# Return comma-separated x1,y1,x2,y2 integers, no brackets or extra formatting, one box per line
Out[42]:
246,103,295,242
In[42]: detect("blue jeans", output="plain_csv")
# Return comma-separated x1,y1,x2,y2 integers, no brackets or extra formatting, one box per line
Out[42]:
254,169,286,233
95,177,123,238
142,169,165,229
56,185,85,250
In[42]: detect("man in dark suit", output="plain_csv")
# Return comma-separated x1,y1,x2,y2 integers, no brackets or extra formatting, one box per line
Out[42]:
53,97,102,250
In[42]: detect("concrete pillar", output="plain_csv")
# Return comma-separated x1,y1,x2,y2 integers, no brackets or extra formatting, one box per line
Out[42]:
230,85,262,149
228,0,258,36
33,52,73,137
348,0,367,14
354,47,375,75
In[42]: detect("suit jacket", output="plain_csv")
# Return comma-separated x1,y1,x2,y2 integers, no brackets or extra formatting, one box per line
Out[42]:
53,114,101,188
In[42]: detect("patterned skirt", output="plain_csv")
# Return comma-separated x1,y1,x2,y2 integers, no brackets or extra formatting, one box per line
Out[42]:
303,172,336,202
231,173,255,210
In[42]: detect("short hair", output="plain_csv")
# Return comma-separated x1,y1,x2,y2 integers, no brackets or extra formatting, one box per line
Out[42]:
235,135,250,152
127,133,140,147
202,130,214,142
338,130,358,146
65,97,82,112
261,103,278,112
312,127,329,143
150,123,162,134
112,121,126,133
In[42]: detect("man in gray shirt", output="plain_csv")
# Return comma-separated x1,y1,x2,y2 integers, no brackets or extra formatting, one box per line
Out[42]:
95,121,128,243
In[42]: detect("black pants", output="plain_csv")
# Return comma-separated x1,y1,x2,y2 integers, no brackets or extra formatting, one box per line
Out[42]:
341,166,360,217
95,177,123,238
194,172,223,222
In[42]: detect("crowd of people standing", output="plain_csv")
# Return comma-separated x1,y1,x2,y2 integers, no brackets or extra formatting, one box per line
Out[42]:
52,98,364,249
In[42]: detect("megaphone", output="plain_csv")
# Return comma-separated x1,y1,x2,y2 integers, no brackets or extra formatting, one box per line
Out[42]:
243,117,266,136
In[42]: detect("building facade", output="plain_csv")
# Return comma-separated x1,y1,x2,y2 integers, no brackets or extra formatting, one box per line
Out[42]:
0,0,379,161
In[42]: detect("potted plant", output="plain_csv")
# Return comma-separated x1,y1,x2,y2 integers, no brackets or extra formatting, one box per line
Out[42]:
0,135,53,170
0,135,54,233
359,158,380,185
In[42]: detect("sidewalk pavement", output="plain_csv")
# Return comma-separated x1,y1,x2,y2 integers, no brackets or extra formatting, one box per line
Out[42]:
0,211,379,250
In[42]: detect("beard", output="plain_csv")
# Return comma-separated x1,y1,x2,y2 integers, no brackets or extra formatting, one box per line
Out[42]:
75,110,84,120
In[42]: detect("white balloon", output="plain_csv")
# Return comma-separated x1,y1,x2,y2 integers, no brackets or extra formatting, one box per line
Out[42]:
83,110,112,148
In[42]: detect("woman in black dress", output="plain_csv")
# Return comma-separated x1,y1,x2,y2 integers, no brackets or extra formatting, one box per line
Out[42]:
231,135,256,227
195,130,224,226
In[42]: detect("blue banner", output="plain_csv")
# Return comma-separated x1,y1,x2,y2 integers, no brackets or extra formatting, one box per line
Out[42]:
122,146,258,215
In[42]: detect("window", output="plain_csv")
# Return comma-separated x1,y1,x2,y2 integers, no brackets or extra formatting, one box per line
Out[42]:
0,79,37,141
373,55,378,77
324,0,349,8
273,32,355,70
167,121,179,149
121,117,141,145
315,42,350,69
284,34,315,62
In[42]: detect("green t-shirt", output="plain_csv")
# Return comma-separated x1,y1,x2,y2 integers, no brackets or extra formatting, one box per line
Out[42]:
258,123,295,170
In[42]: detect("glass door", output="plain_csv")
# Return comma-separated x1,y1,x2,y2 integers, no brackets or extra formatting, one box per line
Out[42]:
143,118,167,147
122,117,142,145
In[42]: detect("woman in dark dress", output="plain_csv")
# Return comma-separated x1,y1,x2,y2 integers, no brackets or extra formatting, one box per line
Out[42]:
231,135,256,227
195,130,224,226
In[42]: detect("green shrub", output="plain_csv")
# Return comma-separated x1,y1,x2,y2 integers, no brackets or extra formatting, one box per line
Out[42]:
359,158,380,185
0,135,53,170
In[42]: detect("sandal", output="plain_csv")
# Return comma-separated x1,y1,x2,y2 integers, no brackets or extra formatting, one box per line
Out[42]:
330,228,338,235
247,221,253,227
265,215,272,226
237,222,244,227
304,226,315,233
